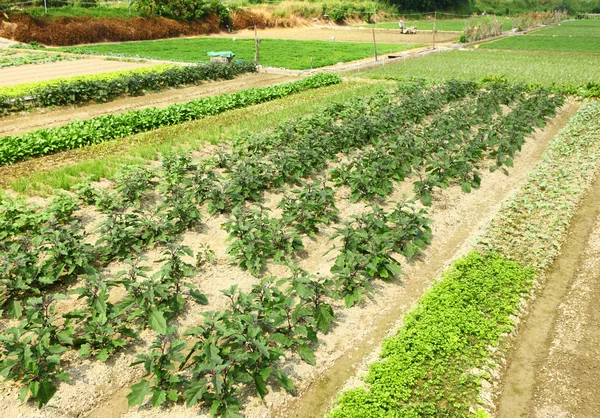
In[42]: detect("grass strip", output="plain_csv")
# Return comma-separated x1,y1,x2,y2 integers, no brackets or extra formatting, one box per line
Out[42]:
5,79,389,194
0,61,256,114
331,102,600,417
0,73,340,166
0,64,172,98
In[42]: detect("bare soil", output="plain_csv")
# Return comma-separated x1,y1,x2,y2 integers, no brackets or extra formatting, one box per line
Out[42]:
212,26,458,46
496,157,600,418
0,73,296,137
0,58,157,88
0,100,576,418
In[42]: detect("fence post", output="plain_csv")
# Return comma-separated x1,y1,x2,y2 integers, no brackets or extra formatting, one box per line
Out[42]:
372,27,378,62
254,25,259,65
433,11,437,49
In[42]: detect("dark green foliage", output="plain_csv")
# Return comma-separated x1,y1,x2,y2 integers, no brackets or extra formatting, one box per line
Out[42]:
222,206,304,276
279,181,339,237
0,74,341,165
0,62,257,114
0,294,73,407
329,203,432,308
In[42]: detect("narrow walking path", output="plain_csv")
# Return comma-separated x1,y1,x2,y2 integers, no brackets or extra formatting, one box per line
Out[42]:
497,169,600,417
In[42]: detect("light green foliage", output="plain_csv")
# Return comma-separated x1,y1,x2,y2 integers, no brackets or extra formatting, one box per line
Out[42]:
481,19,600,53
331,251,534,417
358,49,600,92
0,65,172,98
0,50,81,68
60,38,419,70
480,35,600,54
483,102,600,269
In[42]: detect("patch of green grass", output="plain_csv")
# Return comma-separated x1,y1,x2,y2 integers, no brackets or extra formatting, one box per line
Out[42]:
530,20,600,37
480,35,600,54
15,6,141,19
59,38,420,70
359,17,514,31
7,80,392,194
355,49,600,86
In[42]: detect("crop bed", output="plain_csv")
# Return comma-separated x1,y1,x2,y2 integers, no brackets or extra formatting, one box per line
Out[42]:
59,38,416,70
0,80,563,417
0,61,257,115
330,103,600,417
0,73,340,165
0,50,81,68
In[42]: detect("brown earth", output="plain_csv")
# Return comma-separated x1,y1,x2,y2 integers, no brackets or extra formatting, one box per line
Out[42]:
0,72,296,137
0,13,224,46
0,58,159,88
211,26,459,45
496,157,600,417
0,100,577,418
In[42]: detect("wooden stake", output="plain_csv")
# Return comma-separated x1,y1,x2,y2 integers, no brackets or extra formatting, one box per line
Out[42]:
433,11,437,49
254,25,259,65
372,28,378,62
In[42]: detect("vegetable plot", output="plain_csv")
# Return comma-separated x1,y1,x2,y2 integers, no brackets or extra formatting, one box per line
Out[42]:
0,61,257,115
0,80,563,416
0,73,341,165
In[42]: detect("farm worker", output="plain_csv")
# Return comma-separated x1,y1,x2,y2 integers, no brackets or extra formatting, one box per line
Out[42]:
399,21,406,30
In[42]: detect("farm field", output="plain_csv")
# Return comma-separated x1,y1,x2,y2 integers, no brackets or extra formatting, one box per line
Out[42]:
481,19,600,53
0,58,158,88
0,76,579,417
59,38,419,70
529,19,600,37
480,35,600,54
0,80,386,193
212,26,459,45
0,73,296,137
0,49,82,68
361,16,514,31
2,10,600,418
356,49,600,87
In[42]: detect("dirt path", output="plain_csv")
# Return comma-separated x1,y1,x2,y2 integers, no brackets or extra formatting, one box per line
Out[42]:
497,161,600,417
0,58,158,87
211,26,458,45
0,73,296,137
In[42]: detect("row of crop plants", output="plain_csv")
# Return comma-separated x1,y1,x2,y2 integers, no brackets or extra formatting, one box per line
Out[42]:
0,61,257,115
0,50,82,68
0,73,341,165
329,102,600,416
0,80,563,416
